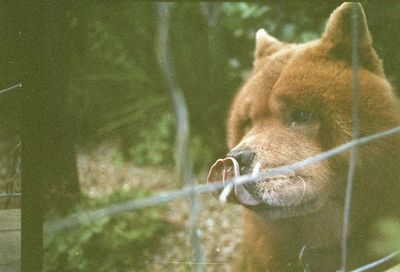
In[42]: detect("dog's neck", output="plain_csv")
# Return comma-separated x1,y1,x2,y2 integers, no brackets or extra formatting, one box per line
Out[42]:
239,201,343,271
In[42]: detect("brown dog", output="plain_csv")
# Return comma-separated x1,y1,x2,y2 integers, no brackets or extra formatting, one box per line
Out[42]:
208,3,400,271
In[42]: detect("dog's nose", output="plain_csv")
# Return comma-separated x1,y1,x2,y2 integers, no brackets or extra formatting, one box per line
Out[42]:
227,149,256,172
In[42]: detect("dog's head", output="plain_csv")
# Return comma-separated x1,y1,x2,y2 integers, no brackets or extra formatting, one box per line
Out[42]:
208,3,400,219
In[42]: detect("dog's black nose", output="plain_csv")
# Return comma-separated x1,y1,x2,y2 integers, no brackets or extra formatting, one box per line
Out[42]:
227,149,256,173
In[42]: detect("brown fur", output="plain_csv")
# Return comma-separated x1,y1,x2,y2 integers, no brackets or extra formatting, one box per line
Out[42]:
224,3,400,271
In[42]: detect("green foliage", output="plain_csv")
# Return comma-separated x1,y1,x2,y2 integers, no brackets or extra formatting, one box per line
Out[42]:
371,219,400,257
220,3,324,75
44,190,173,272
67,3,178,167
189,135,216,171
127,113,175,166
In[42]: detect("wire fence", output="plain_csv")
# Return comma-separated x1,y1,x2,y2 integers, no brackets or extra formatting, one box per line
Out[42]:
156,3,204,271
0,83,22,97
340,4,361,271
43,3,400,272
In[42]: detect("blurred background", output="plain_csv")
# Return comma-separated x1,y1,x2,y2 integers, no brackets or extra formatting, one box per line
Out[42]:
1,2,400,271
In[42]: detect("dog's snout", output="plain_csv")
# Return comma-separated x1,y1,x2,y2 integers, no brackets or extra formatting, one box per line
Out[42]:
227,149,256,170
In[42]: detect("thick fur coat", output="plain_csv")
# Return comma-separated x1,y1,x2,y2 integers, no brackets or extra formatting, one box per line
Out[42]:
210,3,400,271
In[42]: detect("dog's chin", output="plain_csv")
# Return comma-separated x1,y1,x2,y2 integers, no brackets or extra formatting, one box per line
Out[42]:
243,197,324,220
237,175,324,219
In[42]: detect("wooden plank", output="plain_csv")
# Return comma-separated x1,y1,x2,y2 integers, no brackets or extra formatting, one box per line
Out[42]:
0,209,21,231
0,209,20,272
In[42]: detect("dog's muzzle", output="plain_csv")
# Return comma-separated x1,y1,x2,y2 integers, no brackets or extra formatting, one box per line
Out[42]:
207,155,262,206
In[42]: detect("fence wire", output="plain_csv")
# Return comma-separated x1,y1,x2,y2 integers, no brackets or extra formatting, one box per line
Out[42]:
0,83,22,97
351,251,400,272
42,3,400,271
340,4,361,272
155,3,204,271
44,125,400,233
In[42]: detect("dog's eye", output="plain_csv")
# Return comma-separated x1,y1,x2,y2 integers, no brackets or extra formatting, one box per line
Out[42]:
290,111,312,126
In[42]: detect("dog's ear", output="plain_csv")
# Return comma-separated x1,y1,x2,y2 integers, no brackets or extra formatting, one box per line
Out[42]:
321,2,384,76
254,29,284,60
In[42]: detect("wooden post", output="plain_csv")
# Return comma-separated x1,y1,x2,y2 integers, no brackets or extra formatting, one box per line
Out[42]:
0,209,20,272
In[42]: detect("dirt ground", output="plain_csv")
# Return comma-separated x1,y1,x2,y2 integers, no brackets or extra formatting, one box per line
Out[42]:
78,142,243,272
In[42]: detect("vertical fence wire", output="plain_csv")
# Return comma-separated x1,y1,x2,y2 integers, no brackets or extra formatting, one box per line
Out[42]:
200,2,222,68
340,3,360,271
155,3,204,271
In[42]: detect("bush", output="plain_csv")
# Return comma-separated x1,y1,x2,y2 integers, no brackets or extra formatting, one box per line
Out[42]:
371,219,400,258
127,113,175,166
44,190,174,272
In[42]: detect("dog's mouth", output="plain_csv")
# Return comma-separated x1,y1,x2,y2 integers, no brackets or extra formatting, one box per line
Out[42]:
207,157,322,218
207,157,263,205
244,197,322,219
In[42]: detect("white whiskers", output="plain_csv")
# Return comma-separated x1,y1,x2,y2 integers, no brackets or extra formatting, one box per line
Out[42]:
252,162,261,177
295,176,307,206
219,183,233,204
